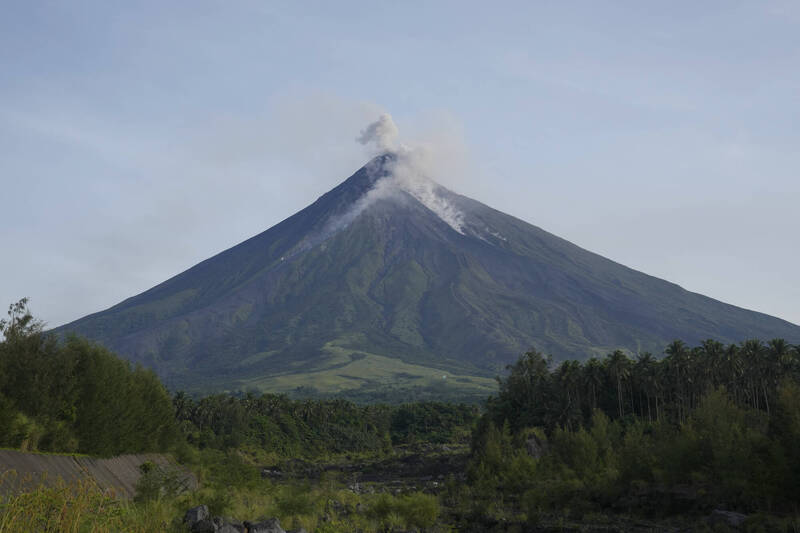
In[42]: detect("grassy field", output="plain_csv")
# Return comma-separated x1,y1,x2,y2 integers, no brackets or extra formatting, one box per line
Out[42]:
235,344,497,401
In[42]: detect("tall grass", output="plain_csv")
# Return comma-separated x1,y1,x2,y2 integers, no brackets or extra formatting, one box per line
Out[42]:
0,466,444,533
0,470,182,533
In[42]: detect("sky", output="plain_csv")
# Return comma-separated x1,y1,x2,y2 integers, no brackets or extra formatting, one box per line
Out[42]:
1,1,798,329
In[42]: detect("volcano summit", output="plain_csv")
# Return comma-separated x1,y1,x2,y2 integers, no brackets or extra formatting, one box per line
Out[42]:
56,136,800,398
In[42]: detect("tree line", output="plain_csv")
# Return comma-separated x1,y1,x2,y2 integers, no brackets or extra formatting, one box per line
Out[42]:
488,338,800,433
173,391,478,455
464,338,800,525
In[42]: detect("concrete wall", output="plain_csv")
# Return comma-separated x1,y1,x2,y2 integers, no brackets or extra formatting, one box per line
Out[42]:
0,449,196,499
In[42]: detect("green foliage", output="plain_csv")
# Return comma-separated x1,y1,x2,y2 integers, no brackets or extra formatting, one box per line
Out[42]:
487,339,800,433
366,491,439,530
0,474,185,532
275,482,316,520
134,461,192,504
0,299,179,456
771,380,800,502
470,341,800,521
6,298,799,529
680,389,773,507
174,391,477,458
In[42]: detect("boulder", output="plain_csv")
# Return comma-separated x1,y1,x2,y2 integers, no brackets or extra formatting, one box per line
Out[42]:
245,518,286,533
184,505,210,527
213,516,246,533
190,518,217,533
709,509,747,529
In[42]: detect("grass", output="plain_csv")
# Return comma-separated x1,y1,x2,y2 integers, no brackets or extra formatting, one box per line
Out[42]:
0,462,446,533
0,471,183,533
236,346,497,397
0,447,90,457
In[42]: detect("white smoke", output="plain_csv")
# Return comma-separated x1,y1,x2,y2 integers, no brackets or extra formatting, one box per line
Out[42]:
357,113,399,153
388,150,465,233
283,112,506,261
349,114,467,234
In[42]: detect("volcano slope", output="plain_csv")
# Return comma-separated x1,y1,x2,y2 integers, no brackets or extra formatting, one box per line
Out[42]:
55,154,800,397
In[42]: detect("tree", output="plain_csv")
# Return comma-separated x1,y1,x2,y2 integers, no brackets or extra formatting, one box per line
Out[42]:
604,350,631,419
491,349,555,431
583,357,605,414
633,352,657,421
555,360,583,429
0,299,178,456
665,340,691,421
0,298,43,342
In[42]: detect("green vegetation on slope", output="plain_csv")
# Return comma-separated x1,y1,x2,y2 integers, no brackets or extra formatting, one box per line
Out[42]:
54,156,800,397
235,344,497,403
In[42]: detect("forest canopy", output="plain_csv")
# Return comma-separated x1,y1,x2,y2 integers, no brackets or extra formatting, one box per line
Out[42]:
467,340,800,520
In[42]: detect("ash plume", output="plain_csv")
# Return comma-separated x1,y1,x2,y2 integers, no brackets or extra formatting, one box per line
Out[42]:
348,114,467,234
357,113,399,153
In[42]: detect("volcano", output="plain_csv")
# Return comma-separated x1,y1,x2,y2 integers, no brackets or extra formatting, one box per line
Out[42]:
56,153,800,398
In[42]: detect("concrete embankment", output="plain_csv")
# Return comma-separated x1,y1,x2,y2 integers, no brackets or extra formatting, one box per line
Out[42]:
0,449,195,499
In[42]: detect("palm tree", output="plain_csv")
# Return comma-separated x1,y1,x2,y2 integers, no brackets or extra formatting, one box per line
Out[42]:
722,343,744,405
741,339,766,411
555,360,583,429
498,349,554,430
665,340,691,422
605,350,631,419
701,339,725,390
769,338,794,375
633,352,657,421
172,390,194,421
583,357,605,414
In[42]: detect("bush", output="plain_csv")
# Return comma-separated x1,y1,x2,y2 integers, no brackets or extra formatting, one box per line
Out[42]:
396,492,440,529
133,461,192,503
0,299,180,457
367,491,440,530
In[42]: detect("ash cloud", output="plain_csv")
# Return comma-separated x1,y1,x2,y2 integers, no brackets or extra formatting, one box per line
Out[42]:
357,113,399,153
347,114,467,234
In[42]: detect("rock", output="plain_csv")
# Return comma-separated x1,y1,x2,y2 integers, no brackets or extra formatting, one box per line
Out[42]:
190,518,217,533
261,467,284,479
213,516,246,533
709,509,747,529
245,518,286,533
184,505,210,527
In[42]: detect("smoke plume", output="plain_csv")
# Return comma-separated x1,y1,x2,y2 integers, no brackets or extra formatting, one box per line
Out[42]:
350,114,467,234
357,113,399,153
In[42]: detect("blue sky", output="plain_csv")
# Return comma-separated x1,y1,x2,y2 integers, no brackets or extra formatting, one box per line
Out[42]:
1,1,798,329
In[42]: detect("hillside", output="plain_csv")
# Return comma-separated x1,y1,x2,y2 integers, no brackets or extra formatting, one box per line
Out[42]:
55,153,800,395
